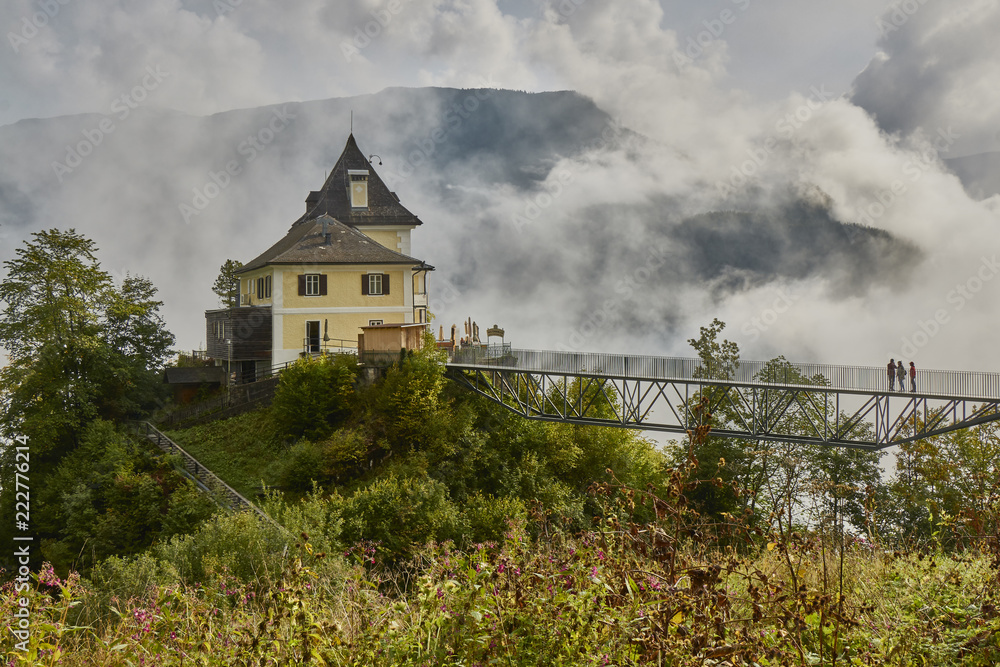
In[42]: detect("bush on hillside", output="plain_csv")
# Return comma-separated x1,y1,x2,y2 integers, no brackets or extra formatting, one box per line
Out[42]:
340,474,463,555
280,440,326,493
35,420,216,574
464,493,528,543
154,510,289,585
279,428,375,492
369,340,458,454
270,353,357,441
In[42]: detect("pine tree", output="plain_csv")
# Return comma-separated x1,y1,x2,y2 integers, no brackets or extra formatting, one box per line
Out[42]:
212,259,244,308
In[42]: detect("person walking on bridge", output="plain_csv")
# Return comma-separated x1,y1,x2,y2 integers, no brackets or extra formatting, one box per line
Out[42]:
896,360,906,392
888,359,896,390
909,361,916,392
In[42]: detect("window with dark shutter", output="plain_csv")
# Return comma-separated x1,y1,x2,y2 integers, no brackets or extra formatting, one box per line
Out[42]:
383,273,390,295
319,275,328,296
298,275,306,296
361,274,369,295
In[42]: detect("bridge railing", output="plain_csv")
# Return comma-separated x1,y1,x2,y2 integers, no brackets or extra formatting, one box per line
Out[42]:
449,348,1000,400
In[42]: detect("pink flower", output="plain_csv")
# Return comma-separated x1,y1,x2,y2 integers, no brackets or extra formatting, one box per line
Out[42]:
38,563,61,587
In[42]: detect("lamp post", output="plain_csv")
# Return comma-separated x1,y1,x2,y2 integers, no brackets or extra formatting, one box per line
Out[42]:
226,337,232,401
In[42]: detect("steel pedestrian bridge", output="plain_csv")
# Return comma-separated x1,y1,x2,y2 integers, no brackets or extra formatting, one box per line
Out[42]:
446,348,1000,450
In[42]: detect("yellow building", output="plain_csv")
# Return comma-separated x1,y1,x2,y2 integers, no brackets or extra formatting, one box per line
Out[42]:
206,134,432,377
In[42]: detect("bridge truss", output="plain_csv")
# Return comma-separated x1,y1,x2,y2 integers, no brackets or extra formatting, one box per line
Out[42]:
447,351,1000,450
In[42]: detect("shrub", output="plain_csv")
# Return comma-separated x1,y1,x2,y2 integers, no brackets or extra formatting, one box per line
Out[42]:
262,486,345,556
464,493,528,543
154,510,288,585
160,483,218,538
270,353,357,440
279,440,325,492
278,429,375,491
371,345,451,452
86,551,173,611
341,474,463,555
318,428,372,479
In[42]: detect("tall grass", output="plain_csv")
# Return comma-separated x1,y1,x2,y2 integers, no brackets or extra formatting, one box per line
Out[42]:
4,449,999,665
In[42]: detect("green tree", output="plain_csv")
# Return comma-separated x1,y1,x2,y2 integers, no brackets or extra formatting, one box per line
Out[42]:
689,317,741,381
212,259,244,308
743,357,884,535
0,229,177,571
370,335,456,454
669,319,749,522
99,274,177,420
0,229,111,449
104,274,175,366
806,441,883,534
0,231,175,447
887,419,1000,545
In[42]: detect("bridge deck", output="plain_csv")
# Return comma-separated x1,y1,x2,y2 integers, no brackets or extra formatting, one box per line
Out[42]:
446,348,1000,449
449,348,1000,401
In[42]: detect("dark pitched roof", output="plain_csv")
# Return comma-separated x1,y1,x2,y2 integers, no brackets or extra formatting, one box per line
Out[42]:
237,215,432,273
293,134,423,228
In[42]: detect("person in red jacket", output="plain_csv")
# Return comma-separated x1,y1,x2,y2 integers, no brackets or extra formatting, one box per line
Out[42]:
909,361,916,392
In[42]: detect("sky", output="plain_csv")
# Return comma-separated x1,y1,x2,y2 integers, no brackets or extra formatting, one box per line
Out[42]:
1,0,999,373
1,0,895,123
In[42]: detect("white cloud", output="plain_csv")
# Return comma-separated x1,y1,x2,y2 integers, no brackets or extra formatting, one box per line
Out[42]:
852,0,1000,156
1,0,999,376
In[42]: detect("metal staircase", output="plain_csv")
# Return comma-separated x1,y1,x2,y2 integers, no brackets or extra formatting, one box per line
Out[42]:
130,421,283,531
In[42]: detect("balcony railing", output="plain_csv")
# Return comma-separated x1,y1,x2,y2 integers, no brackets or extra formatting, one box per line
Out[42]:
302,338,358,356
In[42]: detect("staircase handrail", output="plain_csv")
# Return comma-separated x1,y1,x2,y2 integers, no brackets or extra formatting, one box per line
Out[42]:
129,420,284,532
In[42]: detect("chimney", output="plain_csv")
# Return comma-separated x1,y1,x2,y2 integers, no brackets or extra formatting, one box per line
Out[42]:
306,190,321,212
322,217,331,245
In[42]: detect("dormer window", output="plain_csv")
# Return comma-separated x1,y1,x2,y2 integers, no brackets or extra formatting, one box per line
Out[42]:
348,170,369,209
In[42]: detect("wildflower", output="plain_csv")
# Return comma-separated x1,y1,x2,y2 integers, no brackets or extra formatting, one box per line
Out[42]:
38,563,61,588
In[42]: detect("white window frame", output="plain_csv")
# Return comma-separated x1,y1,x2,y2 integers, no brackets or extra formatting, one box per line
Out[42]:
368,273,383,296
368,319,384,326
305,274,321,296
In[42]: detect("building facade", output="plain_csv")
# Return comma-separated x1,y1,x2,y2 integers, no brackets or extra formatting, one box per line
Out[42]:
206,134,432,378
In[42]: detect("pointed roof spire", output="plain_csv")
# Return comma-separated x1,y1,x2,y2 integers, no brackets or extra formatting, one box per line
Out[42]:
294,134,422,229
